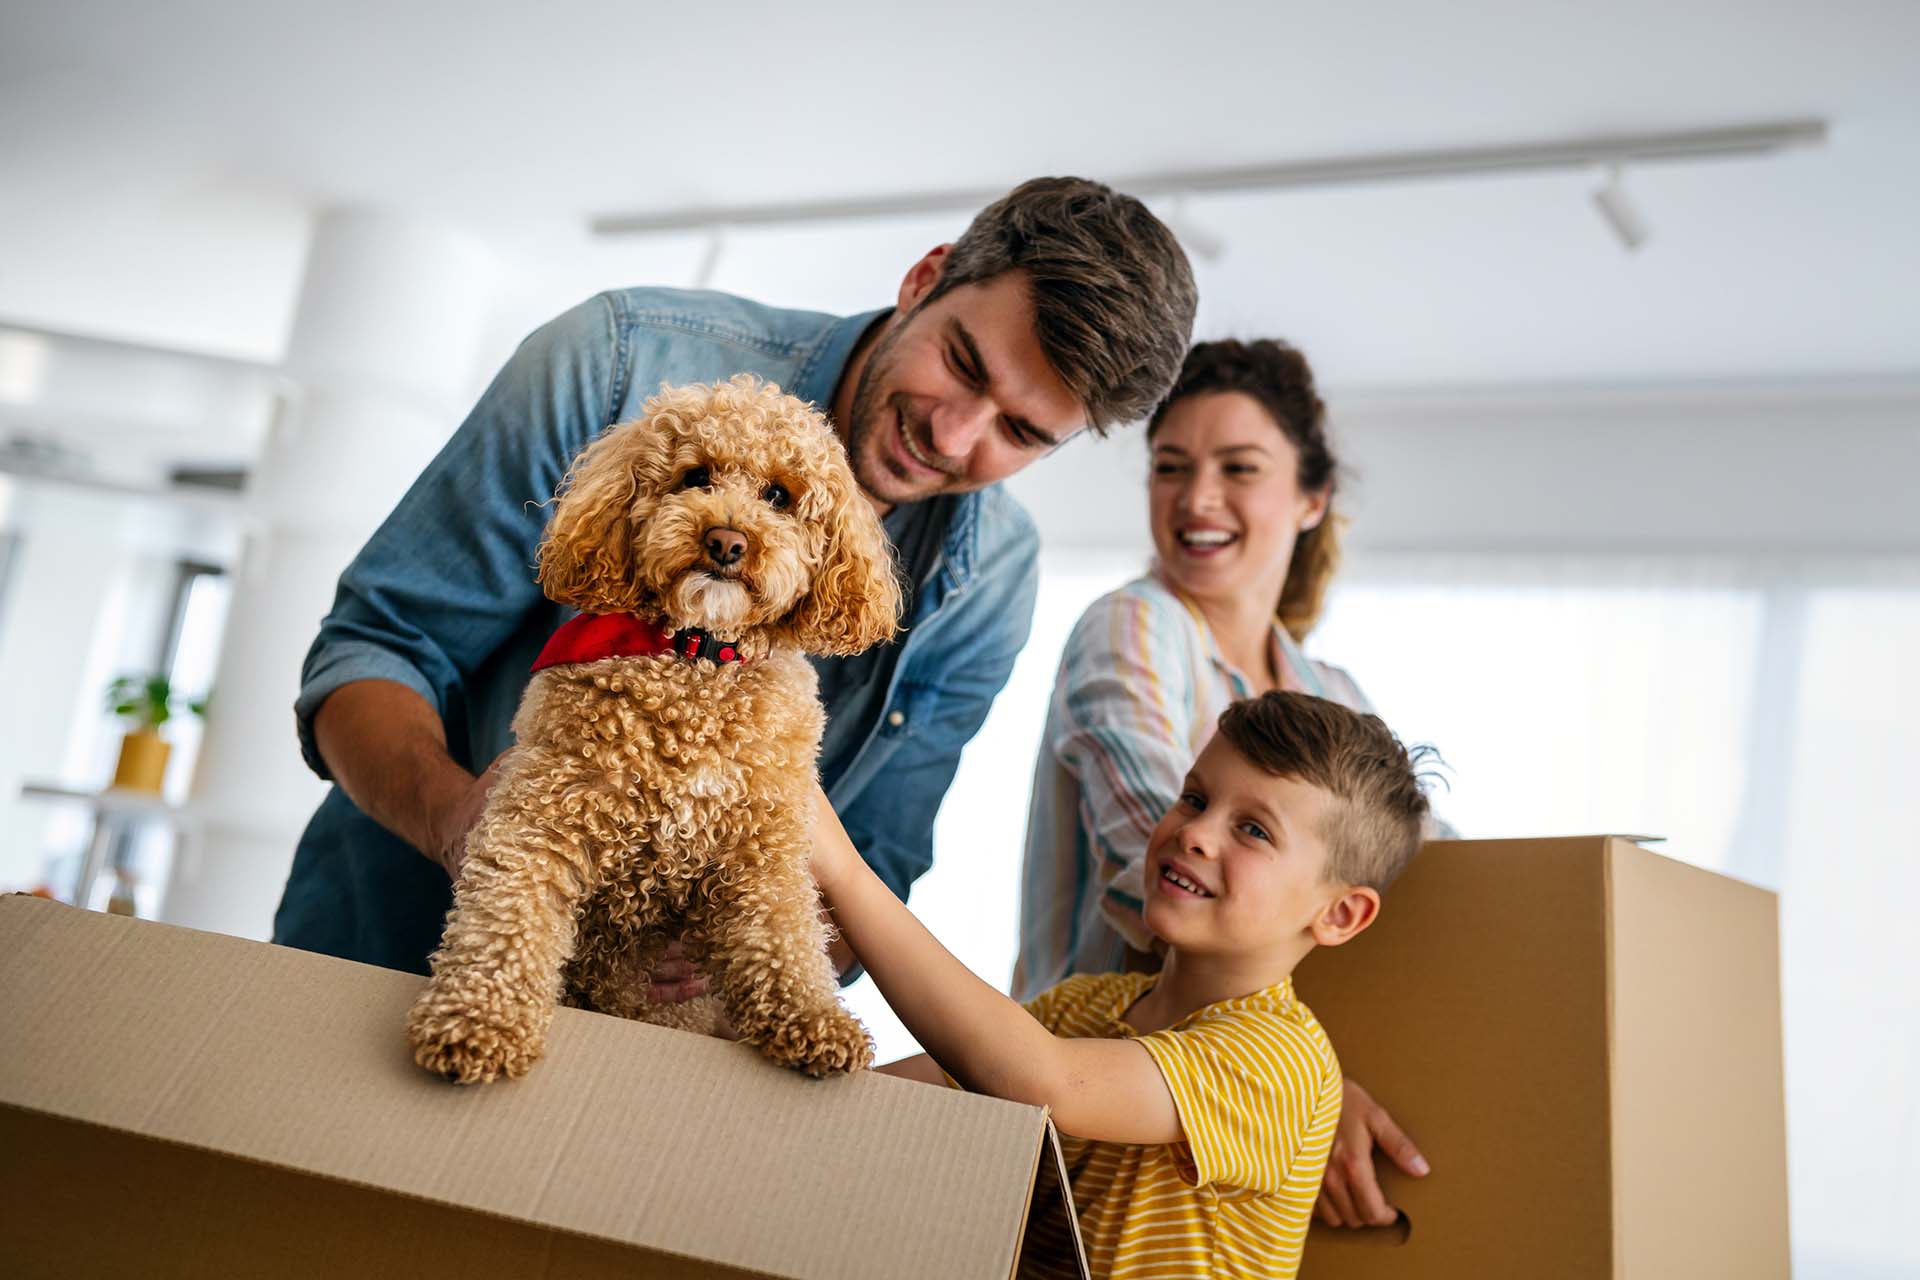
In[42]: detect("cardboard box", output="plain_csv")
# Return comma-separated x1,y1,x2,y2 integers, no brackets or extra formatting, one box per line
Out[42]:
0,895,1086,1280
1294,836,1789,1279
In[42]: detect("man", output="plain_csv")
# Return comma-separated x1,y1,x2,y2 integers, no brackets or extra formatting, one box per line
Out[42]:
274,176,1199,978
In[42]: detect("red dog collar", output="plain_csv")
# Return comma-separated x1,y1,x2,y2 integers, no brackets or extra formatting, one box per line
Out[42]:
531,613,744,672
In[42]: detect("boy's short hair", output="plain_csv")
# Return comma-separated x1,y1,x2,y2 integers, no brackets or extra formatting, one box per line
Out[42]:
1215,691,1432,891
926,177,1197,435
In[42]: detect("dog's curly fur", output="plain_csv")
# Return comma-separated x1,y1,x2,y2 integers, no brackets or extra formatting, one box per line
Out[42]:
406,375,902,1084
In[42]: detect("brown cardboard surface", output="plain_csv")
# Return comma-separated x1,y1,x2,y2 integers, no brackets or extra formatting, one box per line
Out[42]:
1606,840,1791,1279
1292,837,1788,1279
0,895,1088,1280
1,1106,768,1279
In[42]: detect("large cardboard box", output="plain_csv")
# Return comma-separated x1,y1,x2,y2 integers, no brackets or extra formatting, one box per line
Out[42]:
1294,836,1789,1279
0,895,1086,1279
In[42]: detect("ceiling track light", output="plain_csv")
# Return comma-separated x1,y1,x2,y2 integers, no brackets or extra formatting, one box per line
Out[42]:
587,119,1825,237
691,227,728,290
1161,193,1226,263
1592,165,1651,252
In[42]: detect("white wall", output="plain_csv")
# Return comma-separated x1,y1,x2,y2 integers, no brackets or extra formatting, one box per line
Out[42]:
1006,377,1920,556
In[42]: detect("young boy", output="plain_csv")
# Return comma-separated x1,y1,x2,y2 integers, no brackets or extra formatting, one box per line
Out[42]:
807,690,1431,1280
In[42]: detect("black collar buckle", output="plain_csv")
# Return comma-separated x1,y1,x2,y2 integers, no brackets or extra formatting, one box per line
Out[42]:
669,627,742,665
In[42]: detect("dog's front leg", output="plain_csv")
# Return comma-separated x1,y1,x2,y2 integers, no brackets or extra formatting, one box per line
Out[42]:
406,788,594,1084
697,818,873,1077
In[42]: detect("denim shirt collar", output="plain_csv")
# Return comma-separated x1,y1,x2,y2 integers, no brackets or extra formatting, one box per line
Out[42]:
792,307,889,417
794,304,988,603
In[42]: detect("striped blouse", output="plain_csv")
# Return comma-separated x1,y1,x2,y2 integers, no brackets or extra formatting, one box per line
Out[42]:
1013,572,1371,1002
1017,971,1343,1280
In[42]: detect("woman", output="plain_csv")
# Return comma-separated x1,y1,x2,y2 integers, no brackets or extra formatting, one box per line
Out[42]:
1014,338,1429,1229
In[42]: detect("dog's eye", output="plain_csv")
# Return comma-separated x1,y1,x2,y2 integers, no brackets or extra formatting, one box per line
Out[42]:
762,482,791,510
679,466,710,490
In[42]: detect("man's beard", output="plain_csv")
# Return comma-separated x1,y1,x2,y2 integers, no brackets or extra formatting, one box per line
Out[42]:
844,316,957,505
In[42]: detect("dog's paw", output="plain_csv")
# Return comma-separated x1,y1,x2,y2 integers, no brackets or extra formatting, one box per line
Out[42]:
406,1001,545,1085
758,1006,874,1078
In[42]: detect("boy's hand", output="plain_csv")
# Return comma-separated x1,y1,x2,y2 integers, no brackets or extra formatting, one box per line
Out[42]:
1315,1078,1430,1227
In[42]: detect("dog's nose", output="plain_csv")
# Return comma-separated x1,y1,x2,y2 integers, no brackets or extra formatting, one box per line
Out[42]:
704,526,747,568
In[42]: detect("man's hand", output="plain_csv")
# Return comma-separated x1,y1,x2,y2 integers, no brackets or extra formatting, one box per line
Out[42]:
312,681,509,878
424,754,506,881
648,940,709,1003
1315,1078,1430,1227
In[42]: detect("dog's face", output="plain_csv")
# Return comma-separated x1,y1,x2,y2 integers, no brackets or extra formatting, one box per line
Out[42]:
536,375,902,656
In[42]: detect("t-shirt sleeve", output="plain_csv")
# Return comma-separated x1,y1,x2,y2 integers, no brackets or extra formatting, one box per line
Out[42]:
1022,973,1107,1032
1134,1010,1342,1192
1050,588,1204,953
1308,658,1376,716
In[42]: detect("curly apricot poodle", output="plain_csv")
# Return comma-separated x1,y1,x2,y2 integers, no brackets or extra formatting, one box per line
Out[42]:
407,375,901,1083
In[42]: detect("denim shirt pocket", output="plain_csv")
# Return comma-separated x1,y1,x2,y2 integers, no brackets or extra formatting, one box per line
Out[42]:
827,675,927,803
882,677,944,741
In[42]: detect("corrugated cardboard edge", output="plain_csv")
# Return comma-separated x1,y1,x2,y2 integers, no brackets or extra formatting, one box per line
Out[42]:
1600,838,1625,1280
1046,1121,1090,1279
1600,837,1791,1280
1007,1115,1090,1280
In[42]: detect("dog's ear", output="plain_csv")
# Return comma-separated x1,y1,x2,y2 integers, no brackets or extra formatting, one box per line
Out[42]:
783,451,903,656
535,422,662,612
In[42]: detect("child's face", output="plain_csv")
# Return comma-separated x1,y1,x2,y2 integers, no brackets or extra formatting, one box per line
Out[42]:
1142,736,1348,961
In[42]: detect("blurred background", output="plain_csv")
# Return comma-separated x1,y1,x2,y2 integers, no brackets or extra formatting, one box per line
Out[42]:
2,3,1914,1273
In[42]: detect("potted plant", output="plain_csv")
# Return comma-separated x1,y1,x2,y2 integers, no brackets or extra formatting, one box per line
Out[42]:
106,674,207,794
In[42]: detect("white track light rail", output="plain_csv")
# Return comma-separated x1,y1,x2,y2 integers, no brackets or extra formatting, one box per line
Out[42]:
589,119,1826,236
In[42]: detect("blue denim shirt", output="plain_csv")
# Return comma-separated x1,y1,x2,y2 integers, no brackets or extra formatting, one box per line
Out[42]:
273,288,1040,974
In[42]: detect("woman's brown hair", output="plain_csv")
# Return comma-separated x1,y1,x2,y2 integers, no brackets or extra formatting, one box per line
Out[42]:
1147,339,1344,641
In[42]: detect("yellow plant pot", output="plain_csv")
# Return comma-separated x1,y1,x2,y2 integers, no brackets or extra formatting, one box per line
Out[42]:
112,730,172,793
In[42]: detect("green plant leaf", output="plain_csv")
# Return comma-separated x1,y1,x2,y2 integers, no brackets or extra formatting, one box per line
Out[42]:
105,672,173,729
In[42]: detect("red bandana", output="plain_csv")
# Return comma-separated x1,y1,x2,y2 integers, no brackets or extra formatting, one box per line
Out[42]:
530,613,744,672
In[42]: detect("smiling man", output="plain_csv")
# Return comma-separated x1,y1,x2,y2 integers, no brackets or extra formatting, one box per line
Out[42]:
274,177,1197,979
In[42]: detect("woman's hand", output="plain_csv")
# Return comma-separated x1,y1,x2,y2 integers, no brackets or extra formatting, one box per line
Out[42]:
1315,1078,1430,1227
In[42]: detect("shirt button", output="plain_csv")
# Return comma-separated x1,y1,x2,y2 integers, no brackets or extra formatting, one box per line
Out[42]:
886,710,905,728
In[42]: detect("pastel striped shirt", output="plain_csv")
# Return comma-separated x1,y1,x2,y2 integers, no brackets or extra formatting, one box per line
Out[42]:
1016,971,1343,1280
1014,572,1371,1001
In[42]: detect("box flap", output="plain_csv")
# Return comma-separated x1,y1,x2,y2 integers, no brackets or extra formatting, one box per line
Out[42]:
1010,1119,1090,1280
0,896,1069,1280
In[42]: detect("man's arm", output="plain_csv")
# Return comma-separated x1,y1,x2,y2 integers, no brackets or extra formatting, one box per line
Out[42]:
810,787,1181,1144
311,679,500,878
294,295,623,868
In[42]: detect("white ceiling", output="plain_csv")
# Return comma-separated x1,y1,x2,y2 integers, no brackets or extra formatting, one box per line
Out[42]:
2,0,1916,388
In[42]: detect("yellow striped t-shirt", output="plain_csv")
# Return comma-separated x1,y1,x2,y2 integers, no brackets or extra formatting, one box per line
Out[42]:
1018,970,1342,1280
